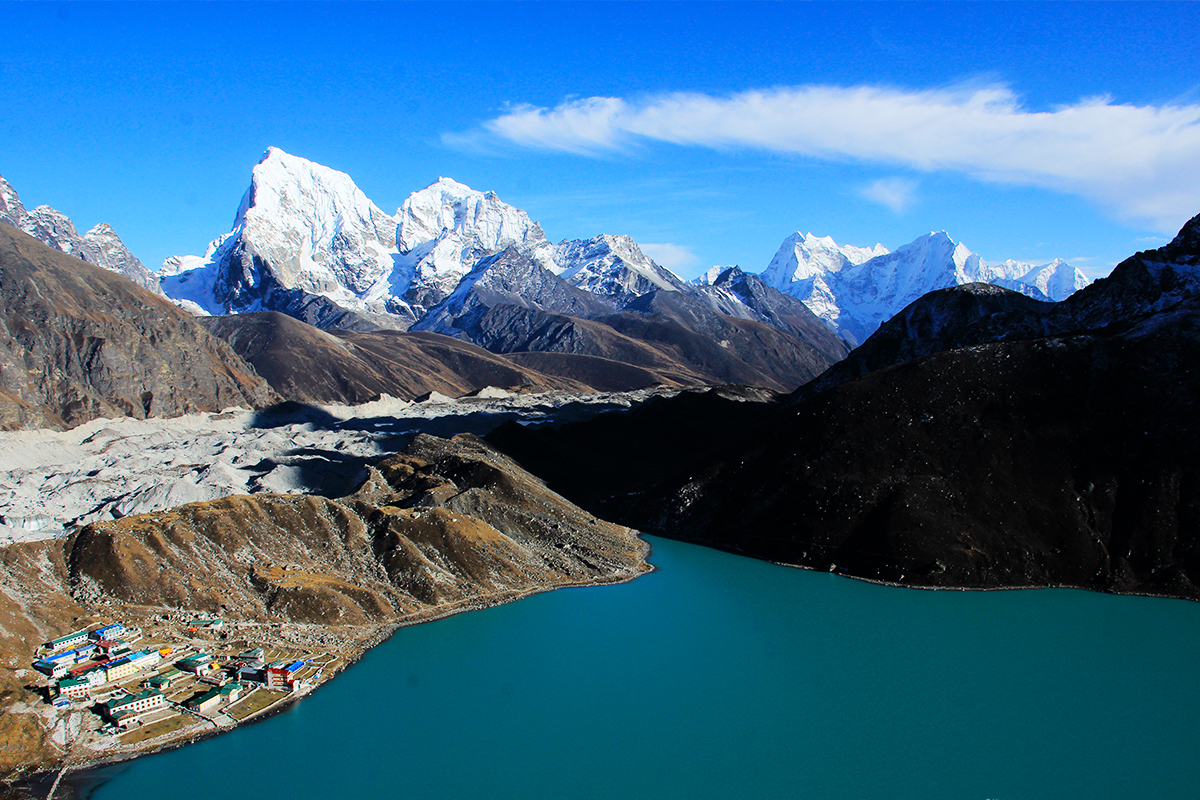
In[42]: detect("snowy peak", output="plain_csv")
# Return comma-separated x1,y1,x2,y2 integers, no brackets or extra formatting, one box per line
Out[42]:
761,231,887,291
395,174,556,297
161,147,403,320
0,175,30,230
693,265,740,286
397,176,546,254
553,233,685,298
242,147,398,294
26,205,84,254
761,228,1088,346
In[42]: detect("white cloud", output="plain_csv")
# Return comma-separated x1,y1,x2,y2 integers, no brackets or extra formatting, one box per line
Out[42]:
467,84,1200,233
639,242,700,272
861,178,916,213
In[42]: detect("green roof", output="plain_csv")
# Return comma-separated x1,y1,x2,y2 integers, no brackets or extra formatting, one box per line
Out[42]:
178,653,214,667
48,630,87,646
107,688,162,710
188,686,223,707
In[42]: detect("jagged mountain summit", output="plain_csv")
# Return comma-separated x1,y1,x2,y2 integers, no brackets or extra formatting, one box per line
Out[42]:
160,148,690,331
761,229,1089,345
0,174,162,294
158,148,850,392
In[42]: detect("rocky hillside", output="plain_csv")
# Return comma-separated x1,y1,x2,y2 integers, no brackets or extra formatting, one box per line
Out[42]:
489,213,1200,601
0,224,274,429
0,434,648,776
0,175,161,294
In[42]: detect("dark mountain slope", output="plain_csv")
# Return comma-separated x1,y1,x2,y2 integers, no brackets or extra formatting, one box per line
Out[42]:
801,212,1200,399
0,223,274,429
620,309,1200,599
691,265,851,362
488,213,1200,600
200,311,601,403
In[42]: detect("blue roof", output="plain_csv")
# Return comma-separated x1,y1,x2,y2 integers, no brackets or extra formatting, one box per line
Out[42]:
286,661,304,672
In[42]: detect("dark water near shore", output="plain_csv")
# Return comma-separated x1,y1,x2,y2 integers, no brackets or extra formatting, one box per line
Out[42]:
84,536,1200,799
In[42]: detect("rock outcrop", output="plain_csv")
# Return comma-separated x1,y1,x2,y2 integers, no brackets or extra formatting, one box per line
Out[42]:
0,223,274,429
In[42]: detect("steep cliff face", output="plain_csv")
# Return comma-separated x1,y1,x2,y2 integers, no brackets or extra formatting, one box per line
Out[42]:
0,224,274,429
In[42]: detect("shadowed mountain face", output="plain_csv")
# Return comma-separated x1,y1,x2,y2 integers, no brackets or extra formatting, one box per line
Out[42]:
0,223,274,429
800,213,1200,400
489,213,1200,601
200,311,712,402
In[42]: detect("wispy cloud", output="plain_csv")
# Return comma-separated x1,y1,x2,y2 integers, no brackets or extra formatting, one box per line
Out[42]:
459,84,1200,233
861,177,916,213
640,242,700,272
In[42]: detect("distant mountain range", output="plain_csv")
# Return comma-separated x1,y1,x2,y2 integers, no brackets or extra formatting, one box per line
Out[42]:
0,149,1094,420
489,211,1200,601
760,231,1089,345
1,151,1091,356
154,148,849,392
156,148,1087,349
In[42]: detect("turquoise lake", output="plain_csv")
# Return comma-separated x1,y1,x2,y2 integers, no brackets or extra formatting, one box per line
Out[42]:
84,535,1200,799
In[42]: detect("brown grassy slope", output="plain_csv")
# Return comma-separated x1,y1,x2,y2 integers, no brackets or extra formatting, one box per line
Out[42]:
200,312,606,403
0,434,648,776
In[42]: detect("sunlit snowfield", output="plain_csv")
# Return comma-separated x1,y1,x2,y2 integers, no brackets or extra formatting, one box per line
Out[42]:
82,535,1200,800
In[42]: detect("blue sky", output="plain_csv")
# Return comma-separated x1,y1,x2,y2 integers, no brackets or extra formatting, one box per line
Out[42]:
3,1,1199,281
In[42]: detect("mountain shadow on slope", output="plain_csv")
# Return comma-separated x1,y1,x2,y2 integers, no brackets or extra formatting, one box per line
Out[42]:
488,213,1200,601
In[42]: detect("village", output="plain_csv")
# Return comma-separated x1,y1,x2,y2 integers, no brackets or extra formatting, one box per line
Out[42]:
31,616,337,750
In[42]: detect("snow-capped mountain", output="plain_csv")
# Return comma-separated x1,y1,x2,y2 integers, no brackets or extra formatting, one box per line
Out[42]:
160,147,406,325
394,176,560,317
161,148,687,330
0,174,162,294
993,258,1090,301
761,230,1089,345
552,234,686,298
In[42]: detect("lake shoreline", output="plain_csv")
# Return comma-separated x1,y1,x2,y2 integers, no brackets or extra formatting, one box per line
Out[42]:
13,539,655,800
